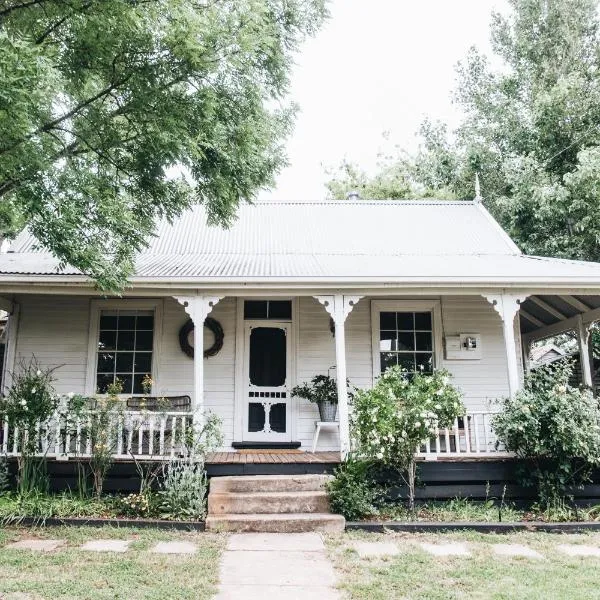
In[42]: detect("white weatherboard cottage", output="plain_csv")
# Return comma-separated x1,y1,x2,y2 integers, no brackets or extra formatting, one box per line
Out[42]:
1,198,600,463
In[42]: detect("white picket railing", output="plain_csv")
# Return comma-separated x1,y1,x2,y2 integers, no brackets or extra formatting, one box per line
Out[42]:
416,411,511,459
0,410,194,460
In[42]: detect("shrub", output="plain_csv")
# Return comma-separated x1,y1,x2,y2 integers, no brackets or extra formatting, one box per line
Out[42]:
158,459,208,520
327,459,383,521
493,360,600,507
0,456,10,495
351,366,464,511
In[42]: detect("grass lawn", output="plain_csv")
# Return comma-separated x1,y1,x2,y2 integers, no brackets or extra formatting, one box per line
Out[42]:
0,526,225,600
327,530,600,600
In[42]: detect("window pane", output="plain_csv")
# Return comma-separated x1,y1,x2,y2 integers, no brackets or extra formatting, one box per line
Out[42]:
397,312,414,330
379,312,396,330
415,312,432,330
397,332,415,352
268,300,292,320
244,301,268,319
117,330,135,351
415,353,433,373
134,353,152,372
116,352,134,372
99,315,118,330
415,332,433,351
136,330,153,351
269,403,286,433
96,373,114,394
116,374,133,395
98,330,116,351
249,327,286,387
136,315,154,330
379,330,396,351
118,315,136,330
380,352,397,373
397,354,415,371
133,374,150,394
248,403,266,432
97,352,115,374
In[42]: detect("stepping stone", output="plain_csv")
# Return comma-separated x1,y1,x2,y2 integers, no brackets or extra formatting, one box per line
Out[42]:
420,542,471,557
80,539,131,553
557,544,600,557
151,541,197,555
351,541,400,558
227,533,324,552
219,550,337,587
5,539,64,552
214,584,340,599
493,544,543,559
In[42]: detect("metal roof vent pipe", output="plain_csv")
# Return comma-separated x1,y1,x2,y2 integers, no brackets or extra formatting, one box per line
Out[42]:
346,190,360,201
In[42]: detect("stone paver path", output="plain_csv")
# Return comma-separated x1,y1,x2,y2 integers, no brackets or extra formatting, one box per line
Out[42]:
352,541,400,558
80,539,131,553
5,539,64,552
214,533,340,600
557,544,600,557
420,542,471,557
492,544,543,559
151,541,197,555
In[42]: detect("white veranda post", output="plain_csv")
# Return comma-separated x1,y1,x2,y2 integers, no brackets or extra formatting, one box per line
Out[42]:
576,315,594,389
314,295,363,458
485,293,528,397
174,295,222,426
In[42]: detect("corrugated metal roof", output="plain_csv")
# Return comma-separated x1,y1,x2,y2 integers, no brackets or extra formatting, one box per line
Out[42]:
4,200,600,284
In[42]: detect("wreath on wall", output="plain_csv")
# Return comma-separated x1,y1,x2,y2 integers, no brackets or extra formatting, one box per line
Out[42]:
178,317,224,359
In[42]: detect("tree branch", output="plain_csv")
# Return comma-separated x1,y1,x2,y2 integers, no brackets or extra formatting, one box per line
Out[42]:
0,0,48,19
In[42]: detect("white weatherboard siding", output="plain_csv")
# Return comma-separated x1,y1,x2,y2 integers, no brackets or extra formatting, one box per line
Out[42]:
8,294,514,451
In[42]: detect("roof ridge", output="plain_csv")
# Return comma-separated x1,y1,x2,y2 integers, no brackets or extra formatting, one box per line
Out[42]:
249,199,474,206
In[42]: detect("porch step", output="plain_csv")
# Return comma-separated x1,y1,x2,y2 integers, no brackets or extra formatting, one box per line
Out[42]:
206,474,344,532
205,512,345,533
208,490,330,515
209,474,332,494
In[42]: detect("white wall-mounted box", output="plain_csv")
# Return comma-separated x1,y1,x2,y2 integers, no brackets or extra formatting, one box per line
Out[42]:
444,333,482,360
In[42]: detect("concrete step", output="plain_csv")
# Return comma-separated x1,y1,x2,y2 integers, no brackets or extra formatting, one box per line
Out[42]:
210,474,333,494
205,512,345,533
208,490,330,515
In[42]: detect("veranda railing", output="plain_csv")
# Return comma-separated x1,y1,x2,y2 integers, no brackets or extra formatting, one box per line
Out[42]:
0,410,194,460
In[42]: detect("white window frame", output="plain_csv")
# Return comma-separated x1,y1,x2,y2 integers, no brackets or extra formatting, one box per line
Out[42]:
85,299,163,396
370,300,443,384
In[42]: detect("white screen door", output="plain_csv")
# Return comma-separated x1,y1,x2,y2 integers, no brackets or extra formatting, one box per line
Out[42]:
242,321,292,442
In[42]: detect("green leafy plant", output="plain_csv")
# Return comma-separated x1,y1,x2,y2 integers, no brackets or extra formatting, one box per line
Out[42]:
493,360,600,508
351,366,464,512
0,455,10,495
87,380,125,497
158,412,223,520
327,458,383,521
291,374,352,405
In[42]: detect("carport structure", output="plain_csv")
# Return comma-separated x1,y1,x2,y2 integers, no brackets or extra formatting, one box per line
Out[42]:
520,294,600,388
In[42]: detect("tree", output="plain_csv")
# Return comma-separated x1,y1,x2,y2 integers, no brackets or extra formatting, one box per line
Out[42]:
327,0,600,263
0,0,327,290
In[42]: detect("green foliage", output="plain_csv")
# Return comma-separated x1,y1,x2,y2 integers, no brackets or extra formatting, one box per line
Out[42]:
291,374,352,405
0,456,10,495
493,361,600,506
0,0,327,291
352,367,464,465
86,380,125,497
158,459,208,520
327,458,383,521
0,358,59,453
351,366,463,511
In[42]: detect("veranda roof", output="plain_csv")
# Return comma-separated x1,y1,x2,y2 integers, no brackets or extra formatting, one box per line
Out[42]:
2,200,600,286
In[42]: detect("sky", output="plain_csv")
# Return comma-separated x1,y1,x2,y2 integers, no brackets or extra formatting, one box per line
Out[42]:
260,0,508,201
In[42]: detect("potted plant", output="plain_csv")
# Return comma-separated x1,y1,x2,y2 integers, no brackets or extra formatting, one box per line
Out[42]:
291,374,352,422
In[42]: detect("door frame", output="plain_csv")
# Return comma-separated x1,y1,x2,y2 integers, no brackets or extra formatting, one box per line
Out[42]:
233,297,298,444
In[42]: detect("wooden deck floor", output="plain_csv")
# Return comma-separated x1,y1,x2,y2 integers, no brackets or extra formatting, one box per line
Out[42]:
206,451,341,464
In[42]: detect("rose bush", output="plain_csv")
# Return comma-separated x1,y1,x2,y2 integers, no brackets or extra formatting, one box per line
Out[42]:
351,366,464,511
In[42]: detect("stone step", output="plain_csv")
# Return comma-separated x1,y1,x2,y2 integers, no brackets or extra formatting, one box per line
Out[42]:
210,474,332,494
205,513,345,533
208,490,330,515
